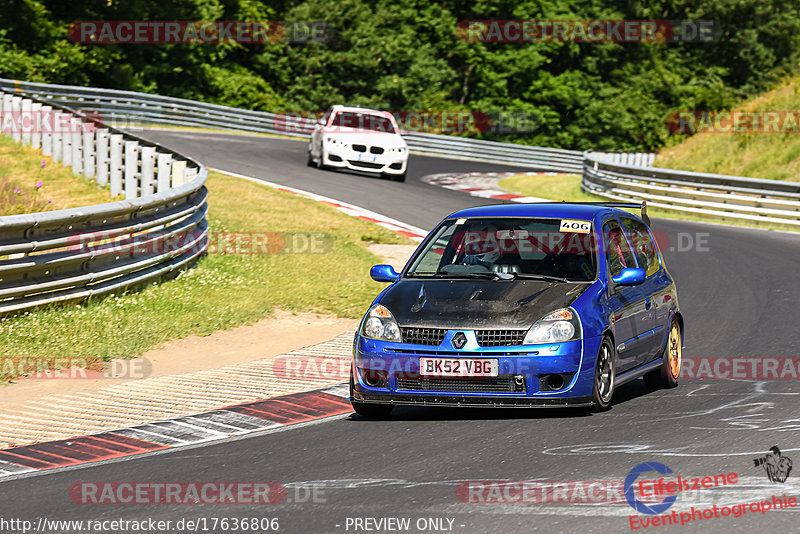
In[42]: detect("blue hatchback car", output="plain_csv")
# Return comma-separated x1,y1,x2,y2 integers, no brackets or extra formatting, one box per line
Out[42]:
350,202,683,416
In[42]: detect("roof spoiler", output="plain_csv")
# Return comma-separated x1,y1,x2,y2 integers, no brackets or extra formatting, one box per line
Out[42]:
557,200,650,226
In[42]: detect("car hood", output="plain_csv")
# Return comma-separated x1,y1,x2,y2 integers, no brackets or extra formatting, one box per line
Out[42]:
379,279,591,330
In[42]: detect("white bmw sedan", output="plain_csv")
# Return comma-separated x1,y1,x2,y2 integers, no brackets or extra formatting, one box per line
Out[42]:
307,106,409,182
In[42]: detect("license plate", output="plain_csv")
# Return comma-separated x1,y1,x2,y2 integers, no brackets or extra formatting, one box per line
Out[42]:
419,357,499,378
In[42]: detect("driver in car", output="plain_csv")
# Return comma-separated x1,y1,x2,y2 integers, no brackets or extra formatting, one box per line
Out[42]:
461,224,502,268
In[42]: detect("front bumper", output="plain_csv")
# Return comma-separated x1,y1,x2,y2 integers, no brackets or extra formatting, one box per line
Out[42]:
352,333,603,408
351,391,593,408
324,144,407,174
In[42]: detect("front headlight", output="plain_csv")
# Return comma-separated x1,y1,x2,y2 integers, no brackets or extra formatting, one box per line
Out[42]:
325,137,339,144
361,304,402,342
523,308,581,344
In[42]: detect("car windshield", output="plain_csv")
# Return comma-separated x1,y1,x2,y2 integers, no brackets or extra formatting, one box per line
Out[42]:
406,217,598,282
330,112,396,133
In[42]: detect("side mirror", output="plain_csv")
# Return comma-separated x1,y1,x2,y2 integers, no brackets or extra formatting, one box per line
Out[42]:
612,267,646,286
370,264,399,283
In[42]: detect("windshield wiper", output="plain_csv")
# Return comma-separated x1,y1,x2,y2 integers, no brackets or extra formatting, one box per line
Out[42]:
508,273,570,283
434,270,514,280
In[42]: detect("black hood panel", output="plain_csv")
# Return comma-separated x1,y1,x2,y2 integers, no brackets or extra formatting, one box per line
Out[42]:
381,280,589,329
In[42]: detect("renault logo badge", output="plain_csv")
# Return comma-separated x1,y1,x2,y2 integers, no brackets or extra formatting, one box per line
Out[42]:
452,332,467,349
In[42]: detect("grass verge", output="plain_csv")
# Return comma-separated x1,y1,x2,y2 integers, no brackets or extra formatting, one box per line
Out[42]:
0,171,411,359
0,136,114,215
498,173,798,231
655,76,800,180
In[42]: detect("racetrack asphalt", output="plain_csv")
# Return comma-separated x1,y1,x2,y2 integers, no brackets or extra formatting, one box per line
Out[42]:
5,130,800,534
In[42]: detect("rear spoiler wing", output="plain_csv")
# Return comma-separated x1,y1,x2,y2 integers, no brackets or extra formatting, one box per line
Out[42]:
554,201,650,226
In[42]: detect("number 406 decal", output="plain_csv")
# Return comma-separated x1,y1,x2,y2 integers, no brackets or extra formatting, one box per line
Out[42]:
559,219,592,234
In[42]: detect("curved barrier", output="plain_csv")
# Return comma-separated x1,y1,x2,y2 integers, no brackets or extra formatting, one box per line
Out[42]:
583,153,800,227
0,90,209,315
0,78,653,173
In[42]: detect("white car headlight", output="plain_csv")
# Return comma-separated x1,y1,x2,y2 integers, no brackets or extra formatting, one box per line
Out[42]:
523,308,581,344
361,304,402,342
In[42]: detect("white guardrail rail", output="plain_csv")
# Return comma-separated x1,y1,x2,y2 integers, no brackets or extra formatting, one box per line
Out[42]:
0,87,209,315
583,153,800,227
0,78,654,173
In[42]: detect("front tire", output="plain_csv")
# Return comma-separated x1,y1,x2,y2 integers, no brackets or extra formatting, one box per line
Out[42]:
591,337,616,412
644,319,681,390
350,376,394,418
306,148,314,167
316,146,327,170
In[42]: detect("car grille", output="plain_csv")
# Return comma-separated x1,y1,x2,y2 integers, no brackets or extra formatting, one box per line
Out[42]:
476,330,526,347
401,327,447,346
348,160,383,169
396,375,524,393
352,144,367,152
370,146,384,154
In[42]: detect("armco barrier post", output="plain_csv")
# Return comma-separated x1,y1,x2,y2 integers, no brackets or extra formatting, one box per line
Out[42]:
71,117,82,176
157,153,172,192
41,105,53,156
109,134,123,197
52,127,62,162
96,129,109,185
31,102,41,149
140,146,156,196
21,98,32,146
124,140,140,199
171,160,187,187
62,113,72,166
83,126,95,179
10,96,22,143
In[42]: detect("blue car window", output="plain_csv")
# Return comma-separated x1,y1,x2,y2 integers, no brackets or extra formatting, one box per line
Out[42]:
620,217,661,277
602,220,637,277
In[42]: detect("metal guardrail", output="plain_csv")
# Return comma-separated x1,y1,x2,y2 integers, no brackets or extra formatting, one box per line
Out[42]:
0,89,209,315
0,78,654,173
583,153,800,227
